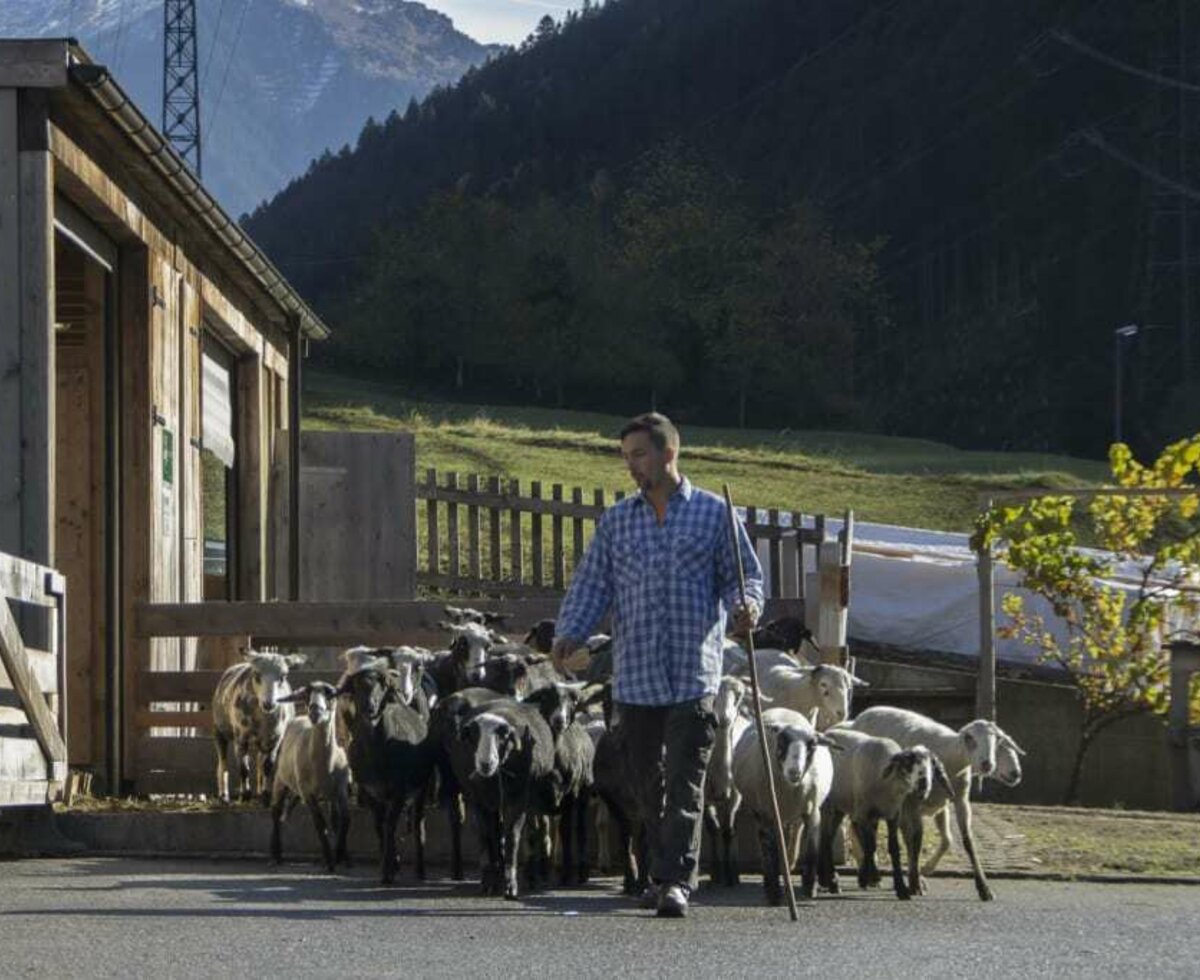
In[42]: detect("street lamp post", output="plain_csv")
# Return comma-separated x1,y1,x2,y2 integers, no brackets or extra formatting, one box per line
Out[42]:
1114,324,1139,444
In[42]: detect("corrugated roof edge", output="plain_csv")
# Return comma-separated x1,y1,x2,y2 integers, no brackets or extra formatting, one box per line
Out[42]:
57,39,329,342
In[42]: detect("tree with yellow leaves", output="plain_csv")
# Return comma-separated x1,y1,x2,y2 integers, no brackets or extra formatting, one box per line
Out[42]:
972,435,1200,804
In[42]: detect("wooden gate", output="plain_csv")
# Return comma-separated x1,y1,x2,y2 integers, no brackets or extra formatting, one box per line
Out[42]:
0,550,68,805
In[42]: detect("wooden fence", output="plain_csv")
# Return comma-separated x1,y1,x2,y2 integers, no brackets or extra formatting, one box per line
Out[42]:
0,550,68,805
415,468,849,603
129,470,853,795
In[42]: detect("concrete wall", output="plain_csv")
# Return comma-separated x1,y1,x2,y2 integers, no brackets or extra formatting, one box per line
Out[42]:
854,657,1171,809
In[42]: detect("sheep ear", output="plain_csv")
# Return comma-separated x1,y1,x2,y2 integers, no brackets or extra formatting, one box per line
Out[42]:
807,707,820,727
1001,732,1027,756
756,692,773,704
816,734,844,752
881,757,899,778
850,674,869,687
285,654,307,669
276,688,306,704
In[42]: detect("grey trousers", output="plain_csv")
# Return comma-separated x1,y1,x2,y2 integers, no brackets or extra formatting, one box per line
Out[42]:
616,696,717,891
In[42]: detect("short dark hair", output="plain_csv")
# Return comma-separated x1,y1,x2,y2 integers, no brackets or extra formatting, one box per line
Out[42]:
619,412,680,452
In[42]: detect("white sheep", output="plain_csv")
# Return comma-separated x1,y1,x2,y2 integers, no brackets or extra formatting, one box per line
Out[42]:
703,675,753,886
843,705,1013,901
749,651,867,729
732,706,837,903
820,728,950,900
269,681,351,872
921,727,1026,877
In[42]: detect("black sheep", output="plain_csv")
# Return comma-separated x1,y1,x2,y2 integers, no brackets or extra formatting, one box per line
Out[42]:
524,681,596,887
339,664,432,884
448,699,560,899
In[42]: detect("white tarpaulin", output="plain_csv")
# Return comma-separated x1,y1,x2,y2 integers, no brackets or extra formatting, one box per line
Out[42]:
201,352,236,468
808,519,1159,665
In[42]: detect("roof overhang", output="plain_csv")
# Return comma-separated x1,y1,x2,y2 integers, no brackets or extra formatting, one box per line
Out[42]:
0,38,330,342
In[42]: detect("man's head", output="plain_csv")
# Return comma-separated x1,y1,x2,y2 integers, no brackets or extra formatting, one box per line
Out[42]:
619,412,680,493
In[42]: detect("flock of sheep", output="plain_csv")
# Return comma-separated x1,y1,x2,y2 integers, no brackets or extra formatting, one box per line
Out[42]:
210,606,1026,905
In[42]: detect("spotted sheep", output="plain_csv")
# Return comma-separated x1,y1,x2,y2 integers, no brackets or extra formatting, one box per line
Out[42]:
212,651,307,803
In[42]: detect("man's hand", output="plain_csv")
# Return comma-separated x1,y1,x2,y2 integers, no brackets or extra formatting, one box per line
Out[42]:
731,600,760,638
551,636,581,675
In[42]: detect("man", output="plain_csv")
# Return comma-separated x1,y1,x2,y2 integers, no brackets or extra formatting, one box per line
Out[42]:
551,412,764,918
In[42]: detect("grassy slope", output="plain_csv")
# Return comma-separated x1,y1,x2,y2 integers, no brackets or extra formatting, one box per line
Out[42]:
304,372,1109,534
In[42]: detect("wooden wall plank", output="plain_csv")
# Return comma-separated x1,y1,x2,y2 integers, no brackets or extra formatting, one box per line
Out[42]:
18,92,54,566
426,468,439,577
0,91,20,557
509,479,523,584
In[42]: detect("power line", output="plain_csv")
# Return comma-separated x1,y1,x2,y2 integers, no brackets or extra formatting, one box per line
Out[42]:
205,0,251,144
1051,28,1200,94
1081,128,1200,204
201,0,228,88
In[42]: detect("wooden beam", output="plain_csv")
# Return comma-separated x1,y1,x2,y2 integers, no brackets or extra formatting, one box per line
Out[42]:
18,89,54,567
133,597,807,646
0,40,69,89
0,91,20,556
0,595,67,774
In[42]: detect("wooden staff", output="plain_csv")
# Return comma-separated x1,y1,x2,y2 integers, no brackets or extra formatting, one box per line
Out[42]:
723,484,799,922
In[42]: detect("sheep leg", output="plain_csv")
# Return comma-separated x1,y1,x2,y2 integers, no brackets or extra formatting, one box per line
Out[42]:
594,799,613,874
855,819,879,891
921,805,952,876
798,813,819,900
575,787,591,884
817,809,843,895
333,790,351,868
213,733,230,803
558,798,576,886
380,800,402,885
411,788,427,881
903,806,925,896
309,800,336,873
702,803,721,885
952,794,994,902
757,817,782,906
502,811,527,901
477,806,502,896
725,794,742,886
885,817,911,900
450,790,467,882
269,787,289,866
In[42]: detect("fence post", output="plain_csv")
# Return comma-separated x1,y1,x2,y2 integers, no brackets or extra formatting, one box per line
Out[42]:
467,474,481,580
446,472,460,579
509,478,523,585
530,481,543,587
552,484,565,590
425,468,439,576
572,487,585,572
767,508,782,599
976,521,997,722
489,475,502,581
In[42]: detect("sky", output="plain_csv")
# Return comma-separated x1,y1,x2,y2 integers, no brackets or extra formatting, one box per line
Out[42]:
423,0,578,45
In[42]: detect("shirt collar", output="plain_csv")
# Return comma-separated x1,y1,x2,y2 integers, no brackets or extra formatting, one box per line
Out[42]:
633,475,692,506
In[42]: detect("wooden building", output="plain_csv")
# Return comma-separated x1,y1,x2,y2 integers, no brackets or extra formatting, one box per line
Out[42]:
0,40,329,795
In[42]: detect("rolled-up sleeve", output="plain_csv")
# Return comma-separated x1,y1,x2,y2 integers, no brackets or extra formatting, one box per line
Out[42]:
555,512,614,644
716,510,764,613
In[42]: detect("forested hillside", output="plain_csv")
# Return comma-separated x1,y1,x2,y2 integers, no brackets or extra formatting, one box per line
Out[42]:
245,0,1199,456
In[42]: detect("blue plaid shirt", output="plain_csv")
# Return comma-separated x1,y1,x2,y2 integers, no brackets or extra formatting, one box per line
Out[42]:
555,476,764,706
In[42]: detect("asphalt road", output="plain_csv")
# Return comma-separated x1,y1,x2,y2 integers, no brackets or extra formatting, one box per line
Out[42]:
0,859,1197,978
